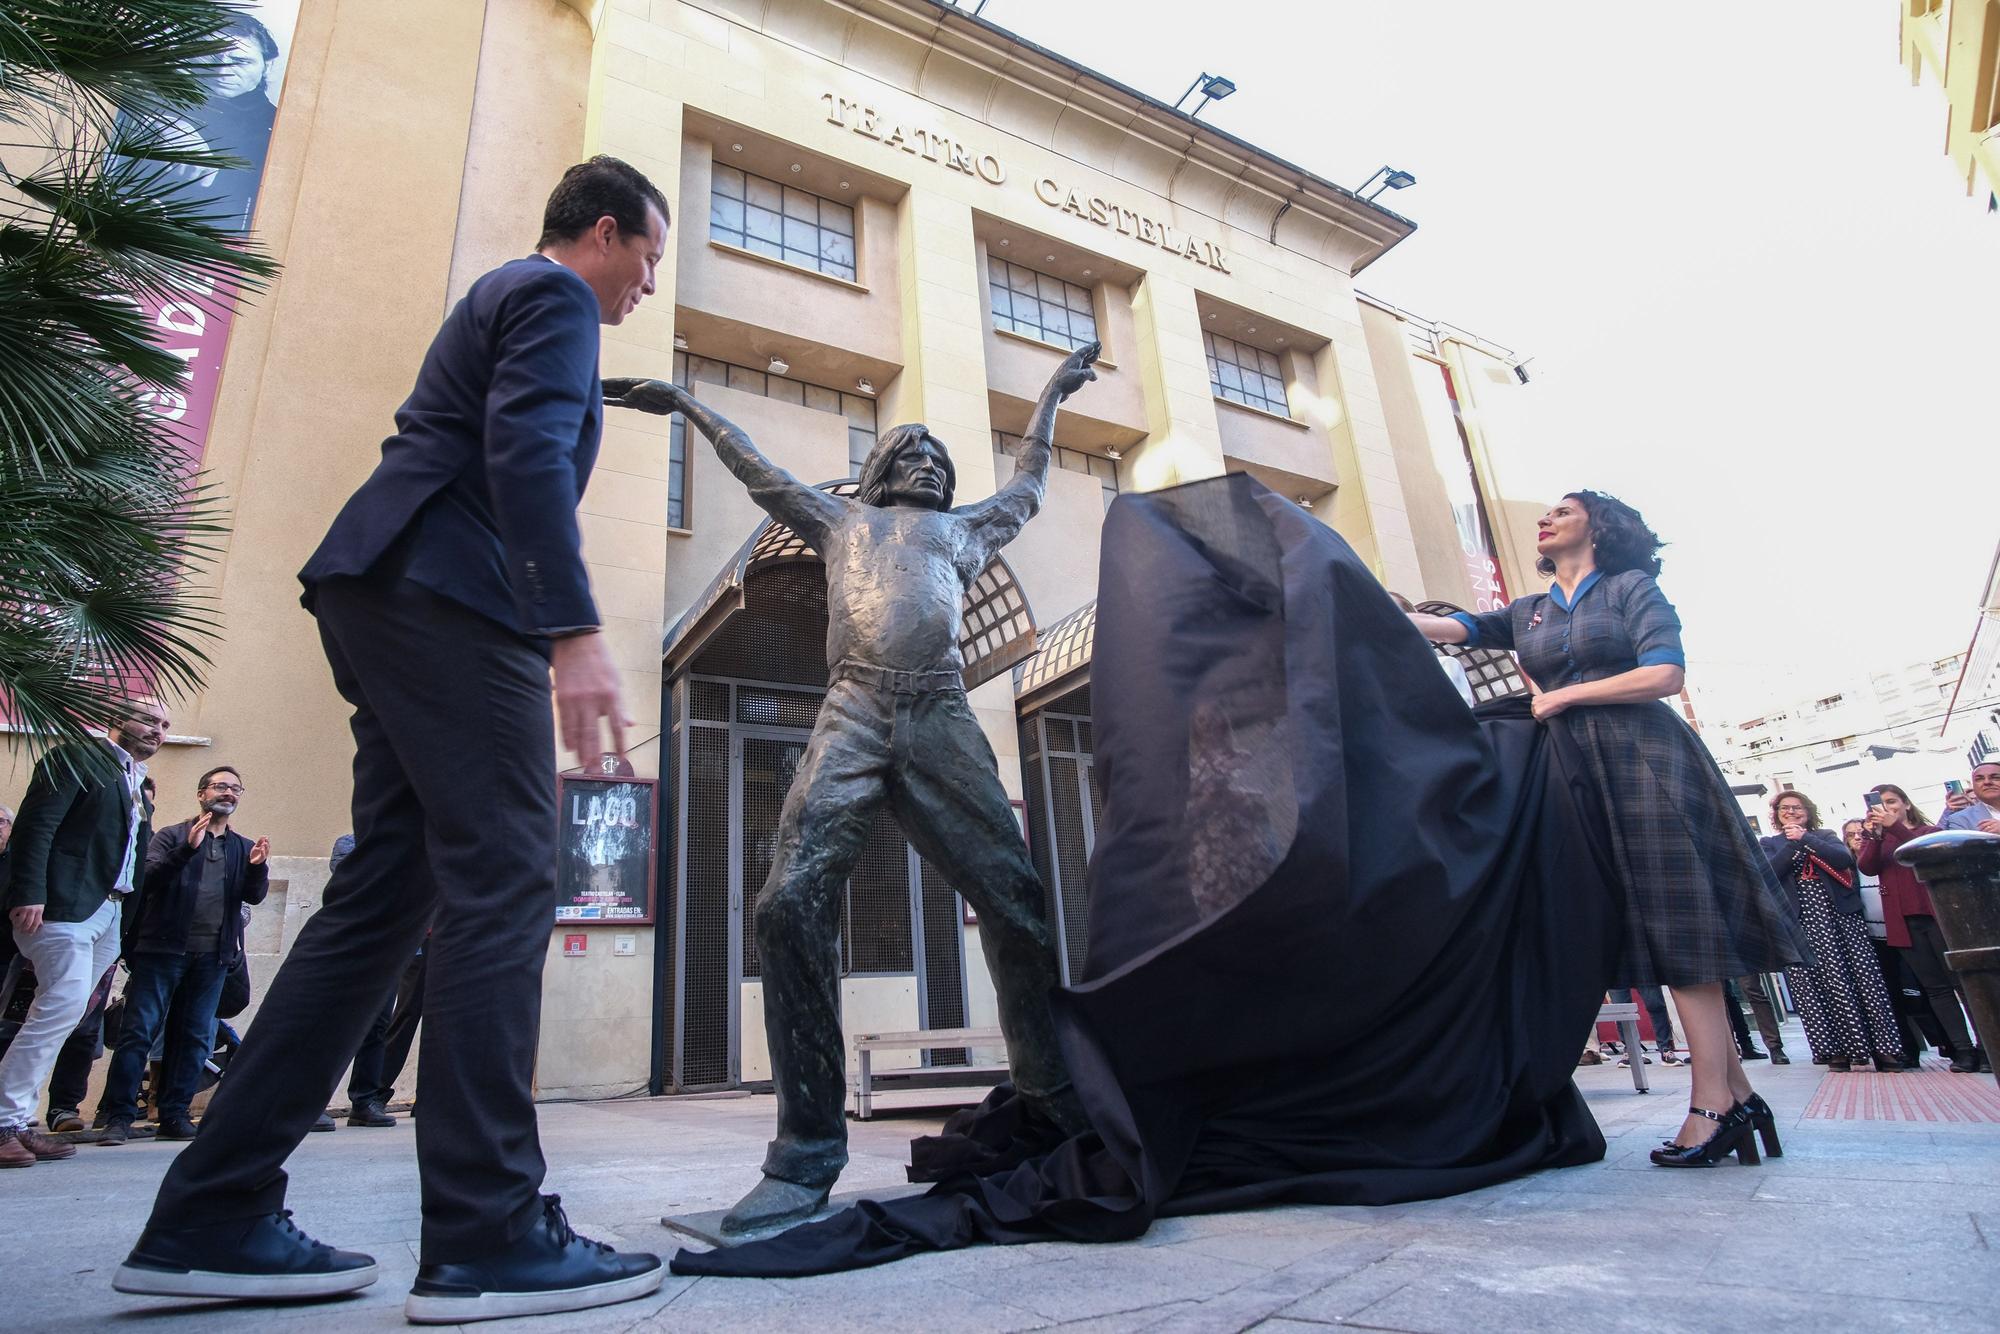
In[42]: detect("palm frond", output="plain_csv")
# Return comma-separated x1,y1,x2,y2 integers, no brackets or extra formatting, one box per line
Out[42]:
1,1,283,770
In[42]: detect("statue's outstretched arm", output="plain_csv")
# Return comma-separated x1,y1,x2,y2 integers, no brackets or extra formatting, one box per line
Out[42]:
604,377,843,541
961,340,1100,555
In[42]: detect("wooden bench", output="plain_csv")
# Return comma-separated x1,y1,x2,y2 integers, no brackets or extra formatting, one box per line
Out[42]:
1596,1001,1650,1093
851,1027,1007,1120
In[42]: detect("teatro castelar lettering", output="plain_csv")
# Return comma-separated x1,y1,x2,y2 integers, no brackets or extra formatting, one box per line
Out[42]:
821,93,1006,184
1033,178,1230,273
817,91,1230,274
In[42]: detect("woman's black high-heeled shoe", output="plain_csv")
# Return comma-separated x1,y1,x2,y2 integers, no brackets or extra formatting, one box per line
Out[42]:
1650,1105,1760,1168
1740,1092,1782,1158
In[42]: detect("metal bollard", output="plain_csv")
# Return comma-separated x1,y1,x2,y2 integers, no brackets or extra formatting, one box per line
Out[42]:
1896,830,2000,1089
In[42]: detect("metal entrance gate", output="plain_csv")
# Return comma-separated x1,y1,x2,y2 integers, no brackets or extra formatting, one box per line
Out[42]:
1019,686,1102,986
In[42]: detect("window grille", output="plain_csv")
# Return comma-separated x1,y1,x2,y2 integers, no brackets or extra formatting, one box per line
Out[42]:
987,257,1098,351
710,164,856,280
1204,330,1289,416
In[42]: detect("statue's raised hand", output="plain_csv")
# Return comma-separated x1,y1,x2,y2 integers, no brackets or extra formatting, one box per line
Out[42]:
602,376,686,415
1050,341,1100,401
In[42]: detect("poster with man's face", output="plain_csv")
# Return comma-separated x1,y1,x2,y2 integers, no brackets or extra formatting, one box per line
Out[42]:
125,2,301,463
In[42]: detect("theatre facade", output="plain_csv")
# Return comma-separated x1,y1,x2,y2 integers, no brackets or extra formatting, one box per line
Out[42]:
121,0,1554,1100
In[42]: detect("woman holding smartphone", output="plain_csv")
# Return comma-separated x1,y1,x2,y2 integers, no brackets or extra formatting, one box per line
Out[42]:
1857,785,1989,1073
1761,792,1903,1073
1409,492,1806,1168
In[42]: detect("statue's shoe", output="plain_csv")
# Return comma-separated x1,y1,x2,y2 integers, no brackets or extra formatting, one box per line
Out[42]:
719,1176,831,1237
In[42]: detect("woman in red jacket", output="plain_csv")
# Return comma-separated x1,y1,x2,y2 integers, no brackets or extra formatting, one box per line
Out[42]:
1856,785,1989,1073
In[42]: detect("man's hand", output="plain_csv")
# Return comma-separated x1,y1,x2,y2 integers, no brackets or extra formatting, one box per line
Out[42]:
1050,342,1101,402
186,812,213,846
9,904,44,935
552,631,631,766
602,377,685,416
1979,819,2000,836
249,836,270,865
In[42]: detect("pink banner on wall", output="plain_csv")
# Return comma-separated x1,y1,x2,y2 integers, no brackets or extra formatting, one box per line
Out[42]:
130,1,301,467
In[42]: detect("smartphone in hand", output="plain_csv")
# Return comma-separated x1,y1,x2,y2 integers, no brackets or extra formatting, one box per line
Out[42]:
1863,791,1884,809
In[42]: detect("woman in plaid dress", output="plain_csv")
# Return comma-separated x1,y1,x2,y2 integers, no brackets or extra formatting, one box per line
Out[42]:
1411,492,1806,1167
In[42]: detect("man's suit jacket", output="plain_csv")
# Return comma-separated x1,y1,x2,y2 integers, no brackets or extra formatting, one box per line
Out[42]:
298,255,605,639
2,742,152,925
130,820,270,967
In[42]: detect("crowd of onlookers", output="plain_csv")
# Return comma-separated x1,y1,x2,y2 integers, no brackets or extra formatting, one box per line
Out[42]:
1583,761,1996,1076
0,698,424,1167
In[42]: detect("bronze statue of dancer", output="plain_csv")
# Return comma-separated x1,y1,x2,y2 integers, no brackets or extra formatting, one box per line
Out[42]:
605,341,1099,1233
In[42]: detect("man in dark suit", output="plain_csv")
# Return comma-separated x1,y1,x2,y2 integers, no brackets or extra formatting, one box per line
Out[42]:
97,765,270,1145
118,157,670,1321
1,698,165,1168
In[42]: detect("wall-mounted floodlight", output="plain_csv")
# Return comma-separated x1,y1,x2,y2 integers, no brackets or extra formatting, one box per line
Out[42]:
1174,72,1237,118
1356,165,1418,201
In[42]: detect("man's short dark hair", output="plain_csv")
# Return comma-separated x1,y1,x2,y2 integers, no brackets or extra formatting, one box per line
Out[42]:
198,765,242,792
538,156,670,249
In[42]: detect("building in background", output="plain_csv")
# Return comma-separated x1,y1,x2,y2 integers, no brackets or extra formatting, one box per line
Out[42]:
1706,647,2000,832
1900,0,2000,205
3,0,1554,1101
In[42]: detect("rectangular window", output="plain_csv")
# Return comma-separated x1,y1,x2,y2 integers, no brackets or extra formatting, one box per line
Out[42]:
1204,331,1289,416
710,163,857,282
993,431,1118,511
664,348,882,527
987,257,1098,351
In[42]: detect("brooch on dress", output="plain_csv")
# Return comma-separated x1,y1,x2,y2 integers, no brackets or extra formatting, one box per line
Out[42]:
1528,611,1543,628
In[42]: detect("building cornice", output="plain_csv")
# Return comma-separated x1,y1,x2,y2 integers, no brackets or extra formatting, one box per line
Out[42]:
677,0,1416,274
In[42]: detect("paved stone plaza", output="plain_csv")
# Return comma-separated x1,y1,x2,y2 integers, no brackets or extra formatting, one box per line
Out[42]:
6,1034,1997,1332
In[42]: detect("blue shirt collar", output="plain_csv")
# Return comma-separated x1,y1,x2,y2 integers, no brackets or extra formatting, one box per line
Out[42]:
1547,569,1603,612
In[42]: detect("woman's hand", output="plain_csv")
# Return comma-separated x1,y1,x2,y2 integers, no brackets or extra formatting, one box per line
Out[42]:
1531,688,1571,721
1782,823,1806,842
1865,807,1891,833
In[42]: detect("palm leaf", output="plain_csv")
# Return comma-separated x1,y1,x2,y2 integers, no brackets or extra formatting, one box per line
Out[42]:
1,0,281,777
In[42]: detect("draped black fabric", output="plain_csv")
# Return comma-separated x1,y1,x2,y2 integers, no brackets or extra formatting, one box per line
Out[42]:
673,474,1622,1278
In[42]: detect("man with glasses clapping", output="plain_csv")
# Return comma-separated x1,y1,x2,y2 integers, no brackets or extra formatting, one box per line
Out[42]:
97,767,268,1146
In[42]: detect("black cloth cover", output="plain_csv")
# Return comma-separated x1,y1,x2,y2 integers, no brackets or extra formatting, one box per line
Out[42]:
673,474,1622,1278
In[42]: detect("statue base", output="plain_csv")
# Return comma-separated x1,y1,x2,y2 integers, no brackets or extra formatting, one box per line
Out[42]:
660,1182,928,1249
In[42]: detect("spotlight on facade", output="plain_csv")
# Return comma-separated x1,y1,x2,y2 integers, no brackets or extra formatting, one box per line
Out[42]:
855,377,875,395
1513,360,1533,385
1296,495,1314,510
1174,72,1237,118
673,332,688,351
1105,448,1123,461
1357,165,1418,202
768,355,790,376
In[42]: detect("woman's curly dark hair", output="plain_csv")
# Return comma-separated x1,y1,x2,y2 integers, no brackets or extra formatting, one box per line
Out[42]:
1537,490,1665,577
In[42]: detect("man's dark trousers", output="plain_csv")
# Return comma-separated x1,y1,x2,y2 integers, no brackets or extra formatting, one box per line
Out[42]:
147,576,559,1263
101,951,228,1123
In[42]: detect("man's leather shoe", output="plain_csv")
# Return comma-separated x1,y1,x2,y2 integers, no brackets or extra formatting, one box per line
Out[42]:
113,1210,378,1299
156,1115,199,1141
309,1112,337,1133
1739,1047,1769,1061
46,1108,85,1133
1769,1051,1791,1065
348,1101,396,1128
404,1193,661,1324
97,1118,133,1146
1,1127,73,1165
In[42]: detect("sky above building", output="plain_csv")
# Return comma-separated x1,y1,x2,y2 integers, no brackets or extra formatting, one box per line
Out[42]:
975,0,1998,723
